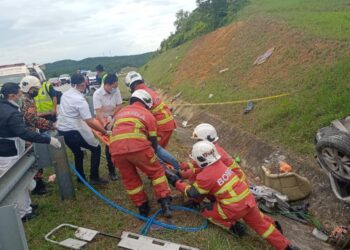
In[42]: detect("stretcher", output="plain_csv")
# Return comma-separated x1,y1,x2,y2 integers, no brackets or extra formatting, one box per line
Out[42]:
91,118,110,145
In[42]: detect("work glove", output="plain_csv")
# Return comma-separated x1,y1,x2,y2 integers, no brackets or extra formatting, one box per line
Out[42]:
164,167,181,187
50,137,61,149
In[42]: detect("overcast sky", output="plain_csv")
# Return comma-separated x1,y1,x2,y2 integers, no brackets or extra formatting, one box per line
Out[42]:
0,0,197,65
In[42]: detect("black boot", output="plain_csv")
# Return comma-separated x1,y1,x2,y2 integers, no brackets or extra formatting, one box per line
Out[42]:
275,220,283,234
32,179,48,195
229,221,246,237
285,245,300,250
159,197,172,218
138,202,150,217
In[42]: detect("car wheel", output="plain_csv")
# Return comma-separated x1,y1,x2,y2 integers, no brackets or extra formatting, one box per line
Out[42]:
316,133,350,182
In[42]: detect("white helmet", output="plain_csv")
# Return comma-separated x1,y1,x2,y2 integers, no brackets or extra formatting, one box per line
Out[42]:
125,71,143,89
131,89,153,109
190,141,221,168
20,75,41,93
191,123,219,142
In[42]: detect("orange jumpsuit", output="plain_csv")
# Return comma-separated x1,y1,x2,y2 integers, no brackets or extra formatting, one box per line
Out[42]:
180,142,246,182
109,102,171,206
134,84,176,148
176,160,290,250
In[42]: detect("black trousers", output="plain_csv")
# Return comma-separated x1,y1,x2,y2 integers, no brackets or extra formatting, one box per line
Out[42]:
105,145,116,175
58,130,101,180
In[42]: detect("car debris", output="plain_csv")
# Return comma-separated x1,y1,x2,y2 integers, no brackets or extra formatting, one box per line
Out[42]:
170,91,183,103
45,224,199,250
254,47,275,65
219,68,229,74
261,165,312,201
243,101,254,114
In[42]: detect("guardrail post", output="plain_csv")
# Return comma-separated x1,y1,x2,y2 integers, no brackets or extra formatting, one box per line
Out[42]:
0,205,29,250
50,136,75,200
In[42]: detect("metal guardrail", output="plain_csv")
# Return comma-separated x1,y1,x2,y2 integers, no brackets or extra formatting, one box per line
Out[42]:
0,146,36,206
0,137,75,249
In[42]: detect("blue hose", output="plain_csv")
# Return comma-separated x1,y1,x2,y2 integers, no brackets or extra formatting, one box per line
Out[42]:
68,163,208,235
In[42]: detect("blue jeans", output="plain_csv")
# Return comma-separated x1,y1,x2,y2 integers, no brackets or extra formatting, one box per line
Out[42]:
156,145,180,171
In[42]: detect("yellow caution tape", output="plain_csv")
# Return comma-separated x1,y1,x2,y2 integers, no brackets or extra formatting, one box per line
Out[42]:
171,92,290,107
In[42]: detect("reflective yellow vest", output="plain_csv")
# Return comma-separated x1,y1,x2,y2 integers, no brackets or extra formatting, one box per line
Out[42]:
101,72,108,86
34,81,54,115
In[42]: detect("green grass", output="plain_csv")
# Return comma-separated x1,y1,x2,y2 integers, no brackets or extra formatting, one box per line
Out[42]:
140,41,192,88
238,0,350,40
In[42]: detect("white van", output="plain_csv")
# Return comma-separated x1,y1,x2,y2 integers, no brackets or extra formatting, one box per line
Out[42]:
0,63,46,89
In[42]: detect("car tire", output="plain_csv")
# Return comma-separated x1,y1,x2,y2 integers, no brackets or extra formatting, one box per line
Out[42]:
316,132,350,182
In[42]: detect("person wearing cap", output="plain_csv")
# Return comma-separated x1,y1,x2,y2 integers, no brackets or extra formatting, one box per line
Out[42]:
20,75,56,195
57,73,109,185
0,82,61,221
96,64,107,86
93,73,122,181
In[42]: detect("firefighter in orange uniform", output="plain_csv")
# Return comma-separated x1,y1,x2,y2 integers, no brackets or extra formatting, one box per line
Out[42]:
165,141,298,250
109,90,172,217
180,123,246,183
124,71,176,148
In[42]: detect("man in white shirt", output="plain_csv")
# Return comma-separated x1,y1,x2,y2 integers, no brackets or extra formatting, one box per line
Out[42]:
57,74,109,185
93,73,122,181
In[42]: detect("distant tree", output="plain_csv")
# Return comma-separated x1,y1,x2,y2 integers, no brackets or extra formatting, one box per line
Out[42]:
160,0,247,51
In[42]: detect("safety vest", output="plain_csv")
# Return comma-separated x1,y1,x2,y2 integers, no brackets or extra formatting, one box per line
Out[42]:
34,81,54,115
101,72,108,85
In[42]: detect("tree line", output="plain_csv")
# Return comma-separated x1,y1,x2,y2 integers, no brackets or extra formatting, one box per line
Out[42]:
160,0,248,52
44,52,153,78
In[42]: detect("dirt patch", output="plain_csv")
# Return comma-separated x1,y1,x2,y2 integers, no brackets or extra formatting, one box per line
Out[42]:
172,22,246,86
172,16,349,89
168,103,350,250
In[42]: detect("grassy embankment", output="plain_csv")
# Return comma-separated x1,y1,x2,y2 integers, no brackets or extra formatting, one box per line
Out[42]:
141,0,350,155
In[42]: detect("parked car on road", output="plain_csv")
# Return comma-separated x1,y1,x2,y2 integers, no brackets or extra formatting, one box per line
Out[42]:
87,71,100,94
49,77,61,86
59,74,71,84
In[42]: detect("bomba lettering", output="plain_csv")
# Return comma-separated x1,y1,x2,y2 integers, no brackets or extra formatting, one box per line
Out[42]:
217,169,234,186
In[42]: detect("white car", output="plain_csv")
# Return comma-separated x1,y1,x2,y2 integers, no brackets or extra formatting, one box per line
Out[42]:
0,63,46,89
59,74,71,85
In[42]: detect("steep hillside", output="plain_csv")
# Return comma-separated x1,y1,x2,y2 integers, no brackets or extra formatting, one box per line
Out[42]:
141,0,350,155
44,52,153,78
